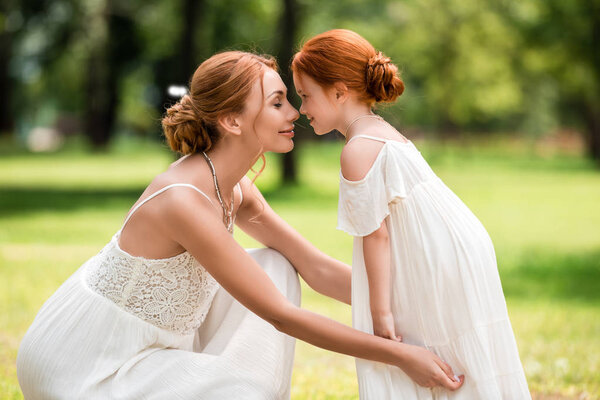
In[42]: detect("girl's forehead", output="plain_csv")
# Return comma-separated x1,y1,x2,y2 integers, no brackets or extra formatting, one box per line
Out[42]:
293,73,318,92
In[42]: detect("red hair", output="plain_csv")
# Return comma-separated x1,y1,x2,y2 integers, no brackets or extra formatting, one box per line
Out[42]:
292,29,404,106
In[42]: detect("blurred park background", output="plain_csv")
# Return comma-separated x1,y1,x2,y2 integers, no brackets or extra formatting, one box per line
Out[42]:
1,0,599,399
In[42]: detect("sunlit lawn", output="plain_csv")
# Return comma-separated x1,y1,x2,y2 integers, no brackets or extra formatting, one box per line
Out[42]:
1,135,599,399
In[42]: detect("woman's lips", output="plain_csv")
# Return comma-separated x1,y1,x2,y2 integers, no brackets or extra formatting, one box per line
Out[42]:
278,130,294,138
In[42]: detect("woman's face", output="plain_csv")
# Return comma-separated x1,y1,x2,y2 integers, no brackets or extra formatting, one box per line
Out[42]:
241,68,299,153
292,72,339,135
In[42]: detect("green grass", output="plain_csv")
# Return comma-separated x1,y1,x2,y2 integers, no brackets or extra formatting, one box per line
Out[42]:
1,135,599,399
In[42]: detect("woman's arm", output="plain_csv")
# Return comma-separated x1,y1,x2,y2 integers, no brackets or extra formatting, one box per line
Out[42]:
235,177,351,305
363,221,400,341
158,189,463,390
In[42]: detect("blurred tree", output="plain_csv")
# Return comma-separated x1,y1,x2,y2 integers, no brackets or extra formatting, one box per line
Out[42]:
0,0,80,136
277,0,301,184
0,1,16,135
84,0,142,149
152,0,206,122
381,0,523,135
506,0,600,162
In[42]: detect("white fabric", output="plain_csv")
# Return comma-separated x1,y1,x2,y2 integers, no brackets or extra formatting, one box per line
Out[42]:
17,184,301,400
338,136,531,399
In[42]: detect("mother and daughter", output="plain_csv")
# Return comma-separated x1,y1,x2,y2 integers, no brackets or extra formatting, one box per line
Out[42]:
17,29,530,399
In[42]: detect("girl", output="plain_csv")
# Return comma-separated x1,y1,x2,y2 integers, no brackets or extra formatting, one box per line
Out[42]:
16,51,463,399
292,29,530,399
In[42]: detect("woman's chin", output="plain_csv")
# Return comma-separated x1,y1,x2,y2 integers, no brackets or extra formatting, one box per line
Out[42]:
267,141,295,154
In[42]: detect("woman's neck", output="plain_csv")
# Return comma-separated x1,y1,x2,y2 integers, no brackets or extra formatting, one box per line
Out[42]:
188,136,262,197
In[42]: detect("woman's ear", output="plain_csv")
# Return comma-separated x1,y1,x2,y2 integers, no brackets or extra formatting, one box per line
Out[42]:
333,82,349,103
217,114,242,136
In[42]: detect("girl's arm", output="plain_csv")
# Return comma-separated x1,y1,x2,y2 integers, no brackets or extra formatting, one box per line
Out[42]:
158,188,463,390
363,221,400,341
341,137,401,340
235,176,351,305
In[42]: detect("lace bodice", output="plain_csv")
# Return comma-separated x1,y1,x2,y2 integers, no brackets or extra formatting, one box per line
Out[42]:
84,232,220,335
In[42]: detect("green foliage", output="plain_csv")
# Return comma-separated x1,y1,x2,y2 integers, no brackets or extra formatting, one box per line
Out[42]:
7,0,598,141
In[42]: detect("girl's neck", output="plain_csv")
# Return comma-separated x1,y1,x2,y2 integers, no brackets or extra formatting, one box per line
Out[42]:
338,101,376,139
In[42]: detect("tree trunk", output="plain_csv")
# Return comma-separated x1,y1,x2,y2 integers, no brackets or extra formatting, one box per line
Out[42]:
84,0,119,150
155,0,204,123
584,104,600,163
84,0,140,150
0,31,13,135
84,43,113,150
278,0,300,184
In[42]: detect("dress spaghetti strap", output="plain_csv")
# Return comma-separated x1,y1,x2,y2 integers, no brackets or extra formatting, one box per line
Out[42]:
121,183,213,231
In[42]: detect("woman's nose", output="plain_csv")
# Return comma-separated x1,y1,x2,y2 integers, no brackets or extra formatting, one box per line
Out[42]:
290,107,300,122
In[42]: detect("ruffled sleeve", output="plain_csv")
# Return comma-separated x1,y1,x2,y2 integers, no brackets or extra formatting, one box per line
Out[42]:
337,147,406,237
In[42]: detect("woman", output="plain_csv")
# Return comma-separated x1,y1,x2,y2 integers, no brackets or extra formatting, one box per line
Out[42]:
16,51,463,399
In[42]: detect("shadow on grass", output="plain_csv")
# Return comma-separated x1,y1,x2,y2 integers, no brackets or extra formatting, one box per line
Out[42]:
0,183,338,218
0,187,144,216
501,249,600,304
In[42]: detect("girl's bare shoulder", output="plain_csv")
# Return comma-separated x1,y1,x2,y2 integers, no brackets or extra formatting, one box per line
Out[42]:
340,137,386,181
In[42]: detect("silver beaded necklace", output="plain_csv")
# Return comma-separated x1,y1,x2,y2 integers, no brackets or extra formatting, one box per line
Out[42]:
202,151,234,234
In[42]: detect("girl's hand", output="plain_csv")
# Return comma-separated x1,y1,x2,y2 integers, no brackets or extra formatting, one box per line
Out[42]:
397,343,465,390
372,312,402,342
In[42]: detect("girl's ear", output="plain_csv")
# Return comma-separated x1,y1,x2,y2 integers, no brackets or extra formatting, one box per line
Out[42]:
333,82,349,103
217,113,242,136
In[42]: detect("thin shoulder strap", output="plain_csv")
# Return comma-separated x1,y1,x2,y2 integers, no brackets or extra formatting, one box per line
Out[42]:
346,135,387,145
121,183,213,231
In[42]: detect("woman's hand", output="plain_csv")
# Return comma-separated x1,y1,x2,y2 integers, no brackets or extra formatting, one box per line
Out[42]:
372,312,402,342
397,344,465,390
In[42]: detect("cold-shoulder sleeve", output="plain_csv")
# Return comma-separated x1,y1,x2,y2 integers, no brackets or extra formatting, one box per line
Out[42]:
337,147,407,237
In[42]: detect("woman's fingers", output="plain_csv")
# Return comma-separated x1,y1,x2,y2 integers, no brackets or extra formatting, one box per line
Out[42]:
433,358,464,390
437,372,465,390
435,358,455,380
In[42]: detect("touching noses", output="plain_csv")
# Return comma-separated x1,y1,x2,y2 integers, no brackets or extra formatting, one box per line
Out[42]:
289,105,300,122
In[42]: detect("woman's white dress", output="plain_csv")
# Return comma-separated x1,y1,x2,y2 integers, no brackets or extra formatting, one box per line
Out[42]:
337,135,531,399
17,183,301,400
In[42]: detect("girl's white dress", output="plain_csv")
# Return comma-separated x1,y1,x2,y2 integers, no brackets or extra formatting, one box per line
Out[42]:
17,183,301,400
338,135,531,399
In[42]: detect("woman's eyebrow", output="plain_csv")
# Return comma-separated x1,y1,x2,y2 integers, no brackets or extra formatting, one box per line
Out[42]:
267,90,285,98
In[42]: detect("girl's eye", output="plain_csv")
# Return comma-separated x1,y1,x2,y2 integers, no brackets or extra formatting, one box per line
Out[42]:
274,103,282,108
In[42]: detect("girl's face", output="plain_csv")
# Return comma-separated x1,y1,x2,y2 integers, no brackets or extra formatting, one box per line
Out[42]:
292,73,339,135
240,68,299,154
